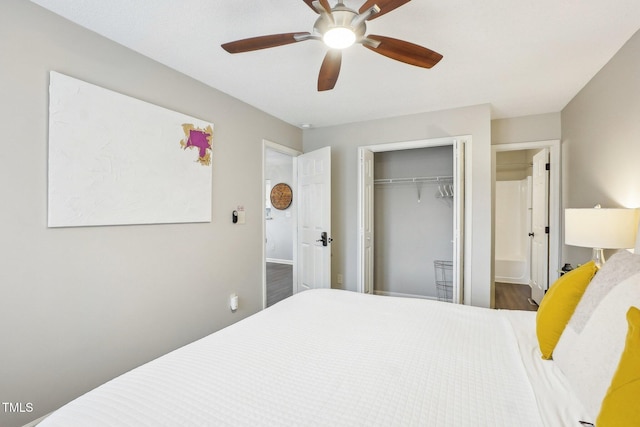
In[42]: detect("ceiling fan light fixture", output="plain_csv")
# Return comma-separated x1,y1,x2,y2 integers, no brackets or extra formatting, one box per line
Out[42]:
323,27,356,49
222,0,443,91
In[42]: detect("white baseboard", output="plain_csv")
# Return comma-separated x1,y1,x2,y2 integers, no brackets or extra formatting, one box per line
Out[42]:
266,258,293,265
373,290,438,301
495,278,530,286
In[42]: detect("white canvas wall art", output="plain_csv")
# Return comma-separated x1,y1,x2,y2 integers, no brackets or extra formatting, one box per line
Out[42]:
48,71,213,227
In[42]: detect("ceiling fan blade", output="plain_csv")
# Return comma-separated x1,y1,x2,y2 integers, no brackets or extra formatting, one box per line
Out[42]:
363,35,442,68
222,32,311,53
359,0,410,20
304,0,332,14
303,0,317,12
318,50,342,91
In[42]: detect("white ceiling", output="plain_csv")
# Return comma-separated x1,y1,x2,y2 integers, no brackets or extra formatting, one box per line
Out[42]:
31,0,640,128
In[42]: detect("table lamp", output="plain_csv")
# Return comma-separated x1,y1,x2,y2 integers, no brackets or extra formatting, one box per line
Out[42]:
565,205,638,268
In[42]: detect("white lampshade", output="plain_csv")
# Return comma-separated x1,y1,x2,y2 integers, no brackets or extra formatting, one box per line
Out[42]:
565,208,639,249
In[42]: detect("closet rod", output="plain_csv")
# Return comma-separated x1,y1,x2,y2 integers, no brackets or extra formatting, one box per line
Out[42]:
374,175,453,185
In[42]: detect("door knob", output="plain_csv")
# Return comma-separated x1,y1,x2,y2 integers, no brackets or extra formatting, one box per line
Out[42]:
528,232,535,237
316,231,333,247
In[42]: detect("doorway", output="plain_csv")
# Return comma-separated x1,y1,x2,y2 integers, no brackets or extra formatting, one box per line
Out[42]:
357,136,468,304
263,141,299,308
262,140,333,309
494,150,534,286
492,140,561,306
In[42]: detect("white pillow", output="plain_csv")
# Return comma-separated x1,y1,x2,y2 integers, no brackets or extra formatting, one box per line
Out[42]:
553,270,640,421
568,250,640,334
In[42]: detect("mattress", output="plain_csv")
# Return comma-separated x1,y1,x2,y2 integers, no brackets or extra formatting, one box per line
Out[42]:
38,289,587,426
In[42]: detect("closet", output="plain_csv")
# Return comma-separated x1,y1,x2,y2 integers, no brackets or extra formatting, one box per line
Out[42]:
373,145,455,300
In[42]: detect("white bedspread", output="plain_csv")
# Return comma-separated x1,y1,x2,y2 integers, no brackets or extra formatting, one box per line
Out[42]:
39,289,585,426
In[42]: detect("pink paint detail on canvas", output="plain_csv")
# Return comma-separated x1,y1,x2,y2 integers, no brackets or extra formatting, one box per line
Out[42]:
186,129,211,158
180,123,213,165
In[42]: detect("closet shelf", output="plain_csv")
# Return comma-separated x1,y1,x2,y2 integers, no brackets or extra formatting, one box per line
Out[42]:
375,175,454,203
374,175,453,185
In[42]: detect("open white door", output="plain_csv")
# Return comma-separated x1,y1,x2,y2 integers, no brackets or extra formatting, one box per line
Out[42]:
297,146,332,292
357,148,374,294
530,148,550,304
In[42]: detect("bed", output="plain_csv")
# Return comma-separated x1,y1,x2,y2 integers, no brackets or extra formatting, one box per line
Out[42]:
38,247,640,426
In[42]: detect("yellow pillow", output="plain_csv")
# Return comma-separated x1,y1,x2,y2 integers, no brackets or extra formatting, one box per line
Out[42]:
596,306,640,427
536,260,597,359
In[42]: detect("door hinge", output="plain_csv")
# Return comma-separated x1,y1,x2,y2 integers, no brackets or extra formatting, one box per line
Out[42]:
545,163,550,171
545,226,550,234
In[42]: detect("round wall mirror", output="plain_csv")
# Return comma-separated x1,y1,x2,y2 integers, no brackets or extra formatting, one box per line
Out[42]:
270,183,293,210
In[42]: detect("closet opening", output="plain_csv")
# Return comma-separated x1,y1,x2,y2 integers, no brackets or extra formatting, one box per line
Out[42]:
357,137,468,304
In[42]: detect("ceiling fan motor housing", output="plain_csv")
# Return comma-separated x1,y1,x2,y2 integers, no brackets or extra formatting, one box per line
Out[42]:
314,4,366,43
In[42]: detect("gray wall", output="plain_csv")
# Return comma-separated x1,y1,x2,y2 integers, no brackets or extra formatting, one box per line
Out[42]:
303,104,493,308
492,113,561,145
0,2,301,426
561,29,640,265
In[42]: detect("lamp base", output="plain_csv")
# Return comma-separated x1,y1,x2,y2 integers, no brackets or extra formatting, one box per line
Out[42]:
592,248,605,269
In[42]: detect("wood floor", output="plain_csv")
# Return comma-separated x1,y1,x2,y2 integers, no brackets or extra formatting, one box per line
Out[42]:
266,262,293,307
266,266,535,311
494,282,538,311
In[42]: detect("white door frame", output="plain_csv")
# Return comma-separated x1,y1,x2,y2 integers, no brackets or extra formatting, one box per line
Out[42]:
262,140,302,309
491,140,561,297
357,135,471,303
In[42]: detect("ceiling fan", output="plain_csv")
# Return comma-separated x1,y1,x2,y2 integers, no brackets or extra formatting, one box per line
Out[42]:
221,0,443,91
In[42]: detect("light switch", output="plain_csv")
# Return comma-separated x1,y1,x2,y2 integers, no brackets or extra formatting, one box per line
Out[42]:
235,205,246,225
